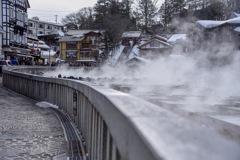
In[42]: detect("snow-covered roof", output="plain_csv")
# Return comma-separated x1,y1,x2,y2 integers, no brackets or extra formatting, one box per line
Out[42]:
108,45,125,65
58,36,85,42
65,30,102,36
197,17,240,29
41,50,56,57
122,31,142,38
234,27,240,33
139,39,172,48
38,44,51,49
151,35,168,42
124,56,150,64
167,34,187,43
50,29,64,36
29,18,64,27
27,42,50,49
232,12,240,18
128,45,139,59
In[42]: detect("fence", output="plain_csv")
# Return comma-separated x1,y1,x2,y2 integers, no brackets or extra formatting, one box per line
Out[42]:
2,67,240,160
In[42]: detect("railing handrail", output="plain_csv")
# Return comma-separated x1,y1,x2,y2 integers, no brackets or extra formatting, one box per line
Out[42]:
2,67,240,160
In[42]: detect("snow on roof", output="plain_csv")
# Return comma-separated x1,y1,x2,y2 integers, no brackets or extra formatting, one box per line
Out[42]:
123,56,150,64
233,12,240,17
150,35,168,42
58,36,85,42
234,27,240,33
108,45,125,65
38,44,51,49
196,20,225,29
122,31,142,38
197,17,240,29
51,30,64,36
139,39,172,48
167,34,187,43
65,30,101,36
27,42,50,49
41,50,56,57
128,45,139,59
227,16,240,24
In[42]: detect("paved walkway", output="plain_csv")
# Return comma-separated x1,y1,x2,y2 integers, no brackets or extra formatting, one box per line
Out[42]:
0,77,69,159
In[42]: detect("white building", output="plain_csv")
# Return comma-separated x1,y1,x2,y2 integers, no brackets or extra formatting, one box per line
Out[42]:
28,18,64,36
2,0,30,59
0,0,4,60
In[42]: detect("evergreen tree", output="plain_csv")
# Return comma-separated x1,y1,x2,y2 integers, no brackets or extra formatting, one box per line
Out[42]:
160,0,186,27
94,0,136,51
135,0,158,32
94,0,111,29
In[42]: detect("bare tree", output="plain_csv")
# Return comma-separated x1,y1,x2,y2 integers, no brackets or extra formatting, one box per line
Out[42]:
61,7,94,29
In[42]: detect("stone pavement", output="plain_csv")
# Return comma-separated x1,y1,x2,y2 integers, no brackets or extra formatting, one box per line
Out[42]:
0,77,69,160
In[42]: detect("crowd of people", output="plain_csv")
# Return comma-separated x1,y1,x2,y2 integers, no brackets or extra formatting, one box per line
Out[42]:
8,57,46,66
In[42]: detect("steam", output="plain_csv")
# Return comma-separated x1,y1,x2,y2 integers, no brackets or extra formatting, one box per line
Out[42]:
43,37,240,112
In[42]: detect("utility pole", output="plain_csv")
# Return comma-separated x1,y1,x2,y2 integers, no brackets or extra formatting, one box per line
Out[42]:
55,15,58,23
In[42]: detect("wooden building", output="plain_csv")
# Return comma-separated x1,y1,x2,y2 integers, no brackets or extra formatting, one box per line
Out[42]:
138,35,172,59
59,30,102,66
122,31,142,46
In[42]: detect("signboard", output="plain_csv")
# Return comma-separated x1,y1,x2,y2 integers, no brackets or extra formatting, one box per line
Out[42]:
73,91,78,116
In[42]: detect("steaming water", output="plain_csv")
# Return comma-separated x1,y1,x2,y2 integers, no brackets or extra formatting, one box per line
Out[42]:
44,50,240,107
43,46,240,147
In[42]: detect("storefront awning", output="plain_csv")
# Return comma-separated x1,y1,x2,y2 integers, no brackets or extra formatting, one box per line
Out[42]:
2,47,12,52
16,54,34,58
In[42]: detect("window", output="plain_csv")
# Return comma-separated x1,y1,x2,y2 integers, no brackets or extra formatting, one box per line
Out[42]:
80,51,91,57
150,41,160,47
66,42,77,50
82,43,89,48
39,24,43,28
9,8,15,18
66,50,77,58
29,22,33,27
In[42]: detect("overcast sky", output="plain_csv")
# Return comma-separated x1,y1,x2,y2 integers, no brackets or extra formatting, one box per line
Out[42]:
28,0,98,23
28,0,164,24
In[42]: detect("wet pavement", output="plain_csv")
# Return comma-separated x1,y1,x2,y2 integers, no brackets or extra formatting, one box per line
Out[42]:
0,77,68,159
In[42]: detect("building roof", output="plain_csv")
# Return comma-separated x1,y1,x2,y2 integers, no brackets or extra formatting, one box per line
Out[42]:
167,34,187,43
234,27,240,33
25,0,30,8
231,12,240,18
196,17,240,29
108,45,125,65
28,18,64,27
124,56,150,64
122,31,142,38
58,35,85,42
139,39,172,48
41,50,56,57
27,35,39,41
151,35,168,42
65,30,102,36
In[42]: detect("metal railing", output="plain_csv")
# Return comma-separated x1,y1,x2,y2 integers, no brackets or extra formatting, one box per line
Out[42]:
2,67,240,160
